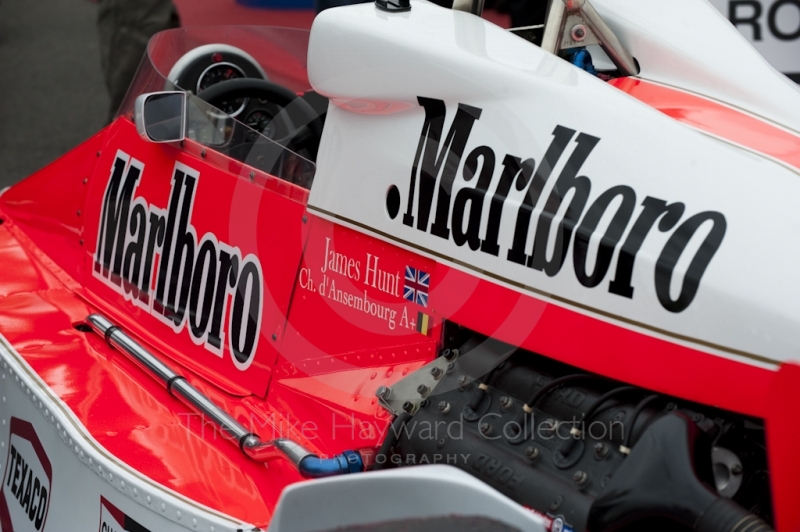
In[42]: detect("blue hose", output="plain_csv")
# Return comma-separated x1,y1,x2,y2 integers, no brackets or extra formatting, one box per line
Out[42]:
298,450,364,478
568,48,598,76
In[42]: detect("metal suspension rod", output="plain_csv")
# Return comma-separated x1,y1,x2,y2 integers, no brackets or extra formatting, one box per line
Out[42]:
85,313,363,478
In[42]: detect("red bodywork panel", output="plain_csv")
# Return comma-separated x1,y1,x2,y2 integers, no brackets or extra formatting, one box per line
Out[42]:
612,77,800,171
0,93,798,529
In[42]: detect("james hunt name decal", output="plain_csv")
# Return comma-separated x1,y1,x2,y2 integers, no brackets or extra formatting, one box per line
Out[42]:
94,151,264,370
387,98,726,313
299,237,431,333
1,418,52,532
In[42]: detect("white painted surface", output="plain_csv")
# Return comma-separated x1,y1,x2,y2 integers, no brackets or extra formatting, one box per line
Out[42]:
308,0,800,368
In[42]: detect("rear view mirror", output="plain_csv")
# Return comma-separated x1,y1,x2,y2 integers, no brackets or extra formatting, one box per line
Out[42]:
134,91,186,143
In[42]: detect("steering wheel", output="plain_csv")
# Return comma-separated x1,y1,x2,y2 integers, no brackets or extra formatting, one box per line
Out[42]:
196,78,323,160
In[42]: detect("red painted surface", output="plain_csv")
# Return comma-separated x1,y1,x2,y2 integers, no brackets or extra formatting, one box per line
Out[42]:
80,119,309,397
0,127,105,287
274,216,440,454
0,118,439,526
611,77,800,170
0,87,798,529
767,362,800,532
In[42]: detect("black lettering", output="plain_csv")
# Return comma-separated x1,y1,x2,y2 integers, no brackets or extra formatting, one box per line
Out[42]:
28,477,39,522
35,485,47,530
93,155,264,363
14,459,27,499
573,185,636,287
769,0,800,40
5,445,16,487
95,157,140,282
503,156,537,264
404,97,481,235
189,240,217,338
507,126,575,265
154,169,186,314
655,211,726,312
166,174,198,325
21,468,32,510
140,212,165,304
452,146,495,250
481,154,524,256
208,251,238,350
123,203,147,299
529,133,598,275
231,260,261,365
730,0,763,40
609,196,685,298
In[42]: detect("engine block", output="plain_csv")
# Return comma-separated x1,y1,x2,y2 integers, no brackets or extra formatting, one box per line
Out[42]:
386,328,772,532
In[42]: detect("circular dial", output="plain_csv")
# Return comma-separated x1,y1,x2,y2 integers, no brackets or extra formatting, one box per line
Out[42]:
197,62,248,117
244,110,276,137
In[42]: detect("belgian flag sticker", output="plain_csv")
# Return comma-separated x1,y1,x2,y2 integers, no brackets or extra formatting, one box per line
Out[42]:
416,311,431,335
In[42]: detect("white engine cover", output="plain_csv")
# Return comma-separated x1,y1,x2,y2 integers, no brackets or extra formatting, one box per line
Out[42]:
306,0,800,368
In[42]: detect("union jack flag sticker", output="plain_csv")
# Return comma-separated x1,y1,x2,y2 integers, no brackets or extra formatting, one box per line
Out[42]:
403,266,430,308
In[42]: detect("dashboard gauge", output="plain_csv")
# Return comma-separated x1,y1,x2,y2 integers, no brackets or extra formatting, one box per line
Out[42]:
244,110,276,137
197,62,248,117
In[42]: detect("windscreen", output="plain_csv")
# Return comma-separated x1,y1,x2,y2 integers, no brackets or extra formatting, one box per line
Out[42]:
118,26,316,189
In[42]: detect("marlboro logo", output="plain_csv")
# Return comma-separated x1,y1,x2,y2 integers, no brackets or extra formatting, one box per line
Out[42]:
98,497,151,532
93,152,264,370
388,97,727,313
1,418,52,532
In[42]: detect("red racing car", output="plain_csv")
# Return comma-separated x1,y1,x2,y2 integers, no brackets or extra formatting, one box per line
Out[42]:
1,0,798,531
